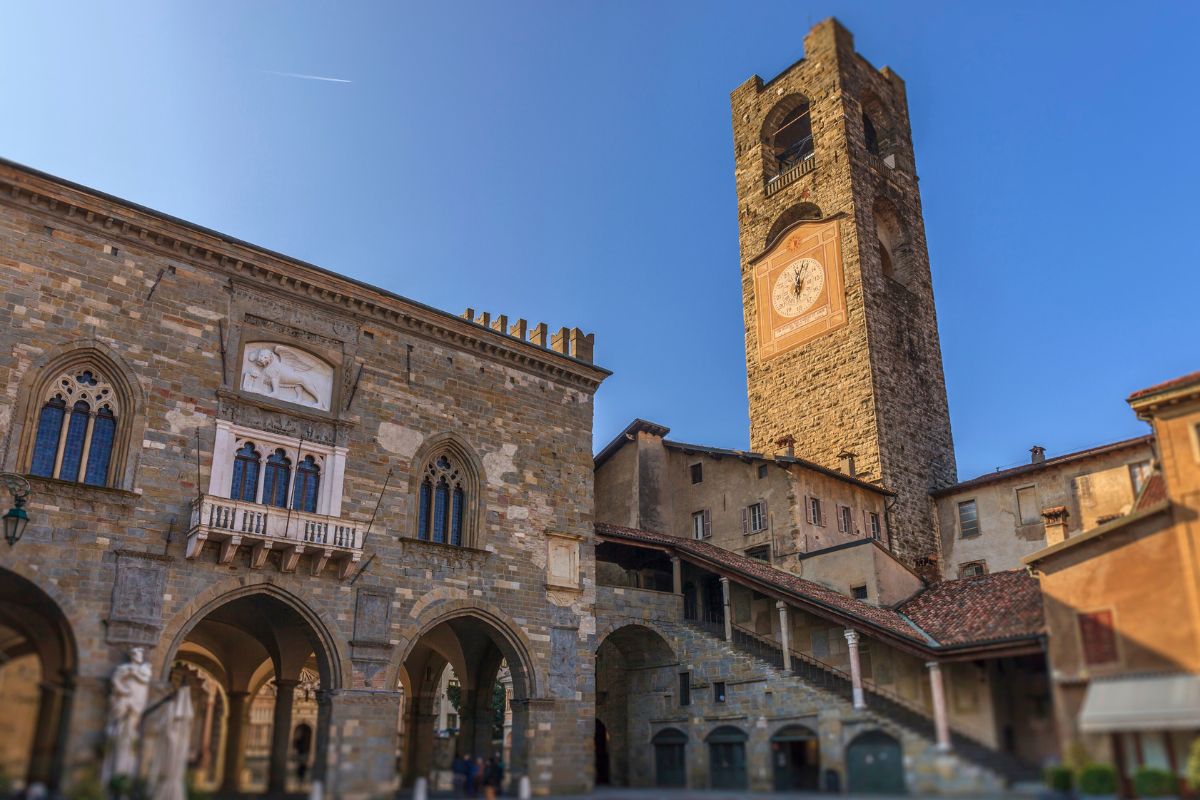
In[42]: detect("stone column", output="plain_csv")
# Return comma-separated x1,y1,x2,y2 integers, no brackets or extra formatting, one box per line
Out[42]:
28,680,66,786
926,662,951,751
311,688,333,784
844,630,866,709
670,556,682,595
719,577,732,641
220,690,251,792
268,679,300,793
776,602,792,671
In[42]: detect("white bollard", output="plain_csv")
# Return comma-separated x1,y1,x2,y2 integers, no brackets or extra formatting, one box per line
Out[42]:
413,776,428,800
518,775,532,800
307,780,323,800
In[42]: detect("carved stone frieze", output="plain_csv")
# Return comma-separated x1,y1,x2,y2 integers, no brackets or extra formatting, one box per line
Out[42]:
106,550,171,647
216,390,354,448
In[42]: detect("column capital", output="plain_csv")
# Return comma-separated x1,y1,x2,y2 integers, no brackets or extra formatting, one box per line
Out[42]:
775,600,788,611
273,678,302,690
719,575,730,585
925,660,941,671
843,629,859,646
670,555,680,563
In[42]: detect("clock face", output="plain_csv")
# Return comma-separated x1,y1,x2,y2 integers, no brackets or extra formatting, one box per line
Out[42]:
771,257,825,318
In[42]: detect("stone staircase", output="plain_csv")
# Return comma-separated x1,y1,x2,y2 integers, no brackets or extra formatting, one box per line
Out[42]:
676,617,1041,788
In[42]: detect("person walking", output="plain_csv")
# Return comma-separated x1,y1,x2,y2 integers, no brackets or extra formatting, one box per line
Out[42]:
452,753,467,798
464,754,479,798
482,756,502,800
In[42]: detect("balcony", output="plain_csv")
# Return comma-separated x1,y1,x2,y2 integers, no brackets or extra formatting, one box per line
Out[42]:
185,494,363,578
765,155,817,197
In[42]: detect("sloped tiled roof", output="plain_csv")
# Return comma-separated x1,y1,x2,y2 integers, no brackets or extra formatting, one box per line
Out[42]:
1128,370,1200,401
595,522,1045,651
898,570,1044,647
1134,473,1168,512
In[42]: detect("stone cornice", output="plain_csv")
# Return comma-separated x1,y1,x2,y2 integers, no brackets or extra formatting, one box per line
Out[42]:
0,159,610,392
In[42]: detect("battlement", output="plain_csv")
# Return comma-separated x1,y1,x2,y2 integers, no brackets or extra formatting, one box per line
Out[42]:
461,308,595,364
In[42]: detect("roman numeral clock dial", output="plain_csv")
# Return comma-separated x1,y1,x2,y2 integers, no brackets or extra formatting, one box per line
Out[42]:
752,219,847,359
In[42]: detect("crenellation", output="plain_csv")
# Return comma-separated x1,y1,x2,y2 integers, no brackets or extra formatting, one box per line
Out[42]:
460,309,595,364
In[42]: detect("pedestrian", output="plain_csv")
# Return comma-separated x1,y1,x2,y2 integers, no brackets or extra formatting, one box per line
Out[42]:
483,756,502,800
464,754,479,798
452,753,467,797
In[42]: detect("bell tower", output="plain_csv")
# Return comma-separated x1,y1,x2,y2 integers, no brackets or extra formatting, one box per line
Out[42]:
731,19,956,570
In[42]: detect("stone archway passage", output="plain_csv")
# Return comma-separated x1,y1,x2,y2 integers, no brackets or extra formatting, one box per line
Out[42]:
595,624,678,788
165,590,337,796
0,568,77,792
846,730,906,794
398,614,535,790
771,724,820,791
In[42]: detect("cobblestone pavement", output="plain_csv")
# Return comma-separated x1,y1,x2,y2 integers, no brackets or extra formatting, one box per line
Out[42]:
399,788,1039,800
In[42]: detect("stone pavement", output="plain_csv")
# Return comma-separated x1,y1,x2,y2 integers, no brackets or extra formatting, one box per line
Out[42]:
398,788,1039,800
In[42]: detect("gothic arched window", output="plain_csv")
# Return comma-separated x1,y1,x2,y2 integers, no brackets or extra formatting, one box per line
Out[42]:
416,452,471,546
28,368,121,487
263,449,292,509
292,455,321,513
231,443,262,502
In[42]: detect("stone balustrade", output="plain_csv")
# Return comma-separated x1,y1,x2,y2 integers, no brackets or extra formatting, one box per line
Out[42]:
186,494,362,578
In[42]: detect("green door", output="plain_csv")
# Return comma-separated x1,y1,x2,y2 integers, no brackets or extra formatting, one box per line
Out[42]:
846,731,906,794
652,728,687,788
706,726,748,790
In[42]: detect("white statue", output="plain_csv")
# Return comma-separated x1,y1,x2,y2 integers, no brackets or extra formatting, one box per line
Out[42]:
103,647,152,784
143,686,194,800
241,344,331,410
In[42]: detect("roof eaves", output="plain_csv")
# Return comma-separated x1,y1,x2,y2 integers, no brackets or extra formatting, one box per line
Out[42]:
1022,501,1172,566
661,439,894,495
931,434,1154,497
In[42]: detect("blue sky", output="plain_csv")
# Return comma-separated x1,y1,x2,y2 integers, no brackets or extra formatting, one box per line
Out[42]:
2,2,1196,481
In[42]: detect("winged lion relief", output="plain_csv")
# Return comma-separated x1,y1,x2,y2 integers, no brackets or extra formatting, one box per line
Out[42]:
240,342,335,411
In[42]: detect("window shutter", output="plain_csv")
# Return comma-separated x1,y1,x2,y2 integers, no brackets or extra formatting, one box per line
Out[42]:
761,498,769,530
804,496,811,524
741,507,748,534
703,509,712,538
837,506,845,533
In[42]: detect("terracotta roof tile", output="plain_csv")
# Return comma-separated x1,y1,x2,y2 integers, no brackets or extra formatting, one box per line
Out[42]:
1134,472,1167,512
1128,370,1200,401
898,570,1044,647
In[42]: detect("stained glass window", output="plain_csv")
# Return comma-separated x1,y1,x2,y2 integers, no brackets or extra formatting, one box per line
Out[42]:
433,479,449,544
30,397,66,477
451,486,464,547
84,407,116,485
292,455,321,513
58,400,91,483
418,479,432,540
231,443,261,502
263,449,292,508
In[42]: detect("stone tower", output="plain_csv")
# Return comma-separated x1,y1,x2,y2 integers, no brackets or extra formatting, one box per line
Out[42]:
731,19,956,569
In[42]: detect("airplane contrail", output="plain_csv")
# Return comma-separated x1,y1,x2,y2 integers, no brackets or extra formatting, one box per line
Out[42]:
264,70,352,84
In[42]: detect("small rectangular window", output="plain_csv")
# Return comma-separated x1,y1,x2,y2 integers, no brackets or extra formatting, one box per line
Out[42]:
679,671,691,706
748,502,766,532
839,506,853,534
851,585,868,601
1016,486,1040,526
1078,610,1118,666
1129,460,1152,495
810,497,823,526
957,500,979,538
758,463,768,479
713,681,726,703
868,512,882,540
690,463,703,484
960,561,987,578
745,544,770,561
692,511,708,540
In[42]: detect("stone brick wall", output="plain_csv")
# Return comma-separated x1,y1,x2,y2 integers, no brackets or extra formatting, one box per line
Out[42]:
731,19,956,571
0,161,606,798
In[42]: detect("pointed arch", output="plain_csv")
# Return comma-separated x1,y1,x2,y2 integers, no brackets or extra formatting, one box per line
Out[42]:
6,341,146,490
760,93,816,183
408,433,485,548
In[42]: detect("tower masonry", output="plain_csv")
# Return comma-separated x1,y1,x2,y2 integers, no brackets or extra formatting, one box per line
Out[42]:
731,19,956,570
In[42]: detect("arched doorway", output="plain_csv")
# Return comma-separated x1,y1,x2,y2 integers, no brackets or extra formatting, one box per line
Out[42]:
164,589,338,795
594,719,610,785
706,726,747,790
595,625,677,787
0,568,76,792
846,730,906,794
771,724,819,791
397,613,533,790
651,728,687,788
